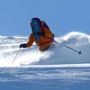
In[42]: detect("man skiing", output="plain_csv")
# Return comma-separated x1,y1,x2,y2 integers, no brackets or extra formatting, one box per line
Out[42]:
19,17,54,51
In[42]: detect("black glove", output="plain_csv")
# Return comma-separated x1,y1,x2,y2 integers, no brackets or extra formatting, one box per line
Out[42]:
19,43,27,48
37,32,45,36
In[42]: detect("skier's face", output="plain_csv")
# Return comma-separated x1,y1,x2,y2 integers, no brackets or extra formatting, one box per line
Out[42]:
30,20,40,31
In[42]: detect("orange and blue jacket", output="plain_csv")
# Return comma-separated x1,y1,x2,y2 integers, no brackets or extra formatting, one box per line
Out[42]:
26,21,54,51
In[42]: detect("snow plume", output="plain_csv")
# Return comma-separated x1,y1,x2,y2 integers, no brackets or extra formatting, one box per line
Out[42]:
0,31,90,67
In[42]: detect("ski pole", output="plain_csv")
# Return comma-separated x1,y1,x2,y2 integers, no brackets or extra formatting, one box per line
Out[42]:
54,40,82,55
65,46,82,55
12,48,21,64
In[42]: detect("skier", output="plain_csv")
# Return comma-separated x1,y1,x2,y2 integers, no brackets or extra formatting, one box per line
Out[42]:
19,17,55,51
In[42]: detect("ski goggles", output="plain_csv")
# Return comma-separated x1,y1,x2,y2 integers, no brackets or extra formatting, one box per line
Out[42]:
30,20,40,27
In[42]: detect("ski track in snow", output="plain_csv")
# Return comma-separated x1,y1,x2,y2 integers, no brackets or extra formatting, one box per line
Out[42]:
0,67,90,82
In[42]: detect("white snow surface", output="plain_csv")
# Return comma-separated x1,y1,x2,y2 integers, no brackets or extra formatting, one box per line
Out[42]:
0,31,90,67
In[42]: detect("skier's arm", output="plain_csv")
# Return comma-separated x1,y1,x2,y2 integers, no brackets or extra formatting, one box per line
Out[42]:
26,33,35,47
19,33,34,48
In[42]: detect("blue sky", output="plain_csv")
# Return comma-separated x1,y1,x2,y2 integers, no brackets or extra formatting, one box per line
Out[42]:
0,0,90,36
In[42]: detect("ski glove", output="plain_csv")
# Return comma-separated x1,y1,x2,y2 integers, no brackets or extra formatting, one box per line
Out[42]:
37,32,45,36
19,43,27,48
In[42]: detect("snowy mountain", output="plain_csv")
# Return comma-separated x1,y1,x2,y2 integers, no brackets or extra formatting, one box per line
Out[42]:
0,31,90,67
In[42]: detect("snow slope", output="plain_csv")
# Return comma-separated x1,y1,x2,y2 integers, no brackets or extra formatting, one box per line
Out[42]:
0,31,90,67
